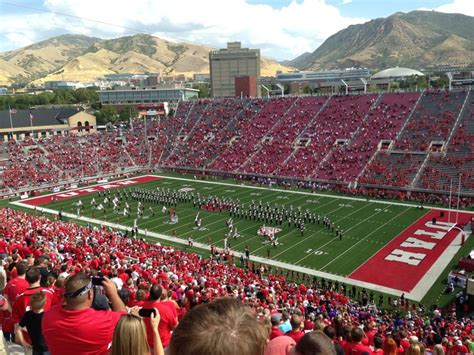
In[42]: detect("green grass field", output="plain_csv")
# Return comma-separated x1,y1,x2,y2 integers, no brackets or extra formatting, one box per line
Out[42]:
10,173,474,309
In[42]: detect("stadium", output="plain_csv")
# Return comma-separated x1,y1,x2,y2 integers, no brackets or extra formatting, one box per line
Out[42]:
0,2,474,355
0,88,473,353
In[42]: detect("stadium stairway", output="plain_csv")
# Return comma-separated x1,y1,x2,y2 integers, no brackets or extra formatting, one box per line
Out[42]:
444,88,472,148
246,96,328,175
394,90,467,151
175,98,252,168
394,90,424,141
415,89,474,193
274,95,332,176
239,96,301,172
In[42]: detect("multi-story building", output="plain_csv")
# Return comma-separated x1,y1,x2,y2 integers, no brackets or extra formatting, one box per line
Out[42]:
98,86,199,105
209,42,260,97
276,68,371,92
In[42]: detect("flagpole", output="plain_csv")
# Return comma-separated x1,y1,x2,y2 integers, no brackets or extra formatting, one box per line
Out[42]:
8,105,13,132
29,108,34,137
448,179,452,224
456,173,461,225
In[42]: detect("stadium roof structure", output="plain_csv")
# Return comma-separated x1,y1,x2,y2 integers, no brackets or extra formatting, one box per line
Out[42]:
0,107,81,129
371,67,424,79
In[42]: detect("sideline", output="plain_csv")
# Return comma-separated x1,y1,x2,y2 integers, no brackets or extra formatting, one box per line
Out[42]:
11,202,456,302
152,175,474,215
11,174,473,302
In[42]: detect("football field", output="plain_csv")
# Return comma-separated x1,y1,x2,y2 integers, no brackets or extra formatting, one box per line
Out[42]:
12,173,474,305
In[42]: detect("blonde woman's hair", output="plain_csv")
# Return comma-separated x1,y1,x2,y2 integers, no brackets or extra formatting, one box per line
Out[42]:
432,344,445,355
111,315,150,355
406,344,423,355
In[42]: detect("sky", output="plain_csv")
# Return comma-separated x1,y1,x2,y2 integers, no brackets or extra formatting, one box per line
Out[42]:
0,0,472,60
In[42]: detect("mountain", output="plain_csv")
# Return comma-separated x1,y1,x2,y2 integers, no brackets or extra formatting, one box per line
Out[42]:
292,10,474,71
280,52,312,68
0,33,292,86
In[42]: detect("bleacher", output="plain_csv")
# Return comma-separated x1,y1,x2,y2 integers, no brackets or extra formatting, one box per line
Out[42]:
395,90,467,151
1,90,473,196
316,92,420,182
244,96,327,175
359,151,426,187
416,90,474,192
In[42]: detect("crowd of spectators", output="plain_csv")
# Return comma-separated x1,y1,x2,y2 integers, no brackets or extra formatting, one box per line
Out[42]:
279,95,375,179
246,97,326,175
0,207,473,354
0,90,472,199
417,91,474,193
317,92,420,182
395,90,467,152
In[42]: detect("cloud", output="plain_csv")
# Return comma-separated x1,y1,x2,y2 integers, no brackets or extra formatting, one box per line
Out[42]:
0,12,69,52
0,0,367,60
341,0,352,4
421,0,474,16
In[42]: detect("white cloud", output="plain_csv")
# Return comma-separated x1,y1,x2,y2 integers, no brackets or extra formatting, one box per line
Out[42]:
0,12,69,52
341,0,352,4
421,0,474,16
0,0,368,60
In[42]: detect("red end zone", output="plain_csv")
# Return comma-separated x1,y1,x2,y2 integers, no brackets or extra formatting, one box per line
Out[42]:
349,209,472,292
21,175,160,206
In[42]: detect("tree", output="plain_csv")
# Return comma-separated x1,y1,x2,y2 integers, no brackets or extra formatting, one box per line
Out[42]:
118,105,138,121
95,106,118,124
192,83,210,98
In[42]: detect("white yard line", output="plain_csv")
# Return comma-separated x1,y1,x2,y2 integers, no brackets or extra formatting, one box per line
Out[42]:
270,202,372,259
12,200,417,299
294,202,382,264
151,175,474,215
321,208,411,270
251,198,344,254
10,174,474,302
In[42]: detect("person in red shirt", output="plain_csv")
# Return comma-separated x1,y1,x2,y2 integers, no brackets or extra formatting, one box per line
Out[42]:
343,327,372,355
2,260,29,342
293,331,338,355
270,313,284,340
370,334,384,354
399,331,411,352
452,339,469,354
0,237,9,258
323,325,345,355
159,289,179,319
287,315,305,344
12,267,55,334
142,284,178,349
42,272,127,355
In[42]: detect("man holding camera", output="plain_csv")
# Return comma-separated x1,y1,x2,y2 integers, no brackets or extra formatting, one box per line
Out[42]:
42,273,127,355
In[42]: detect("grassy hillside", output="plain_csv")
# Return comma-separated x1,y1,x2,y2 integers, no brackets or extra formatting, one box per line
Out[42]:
0,33,293,85
288,10,474,71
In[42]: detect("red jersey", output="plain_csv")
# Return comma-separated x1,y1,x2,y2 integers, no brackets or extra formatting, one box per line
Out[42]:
142,300,178,348
42,305,125,355
12,286,54,324
2,277,29,332
270,326,284,340
0,239,8,254
288,330,304,343
4,277,29,305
